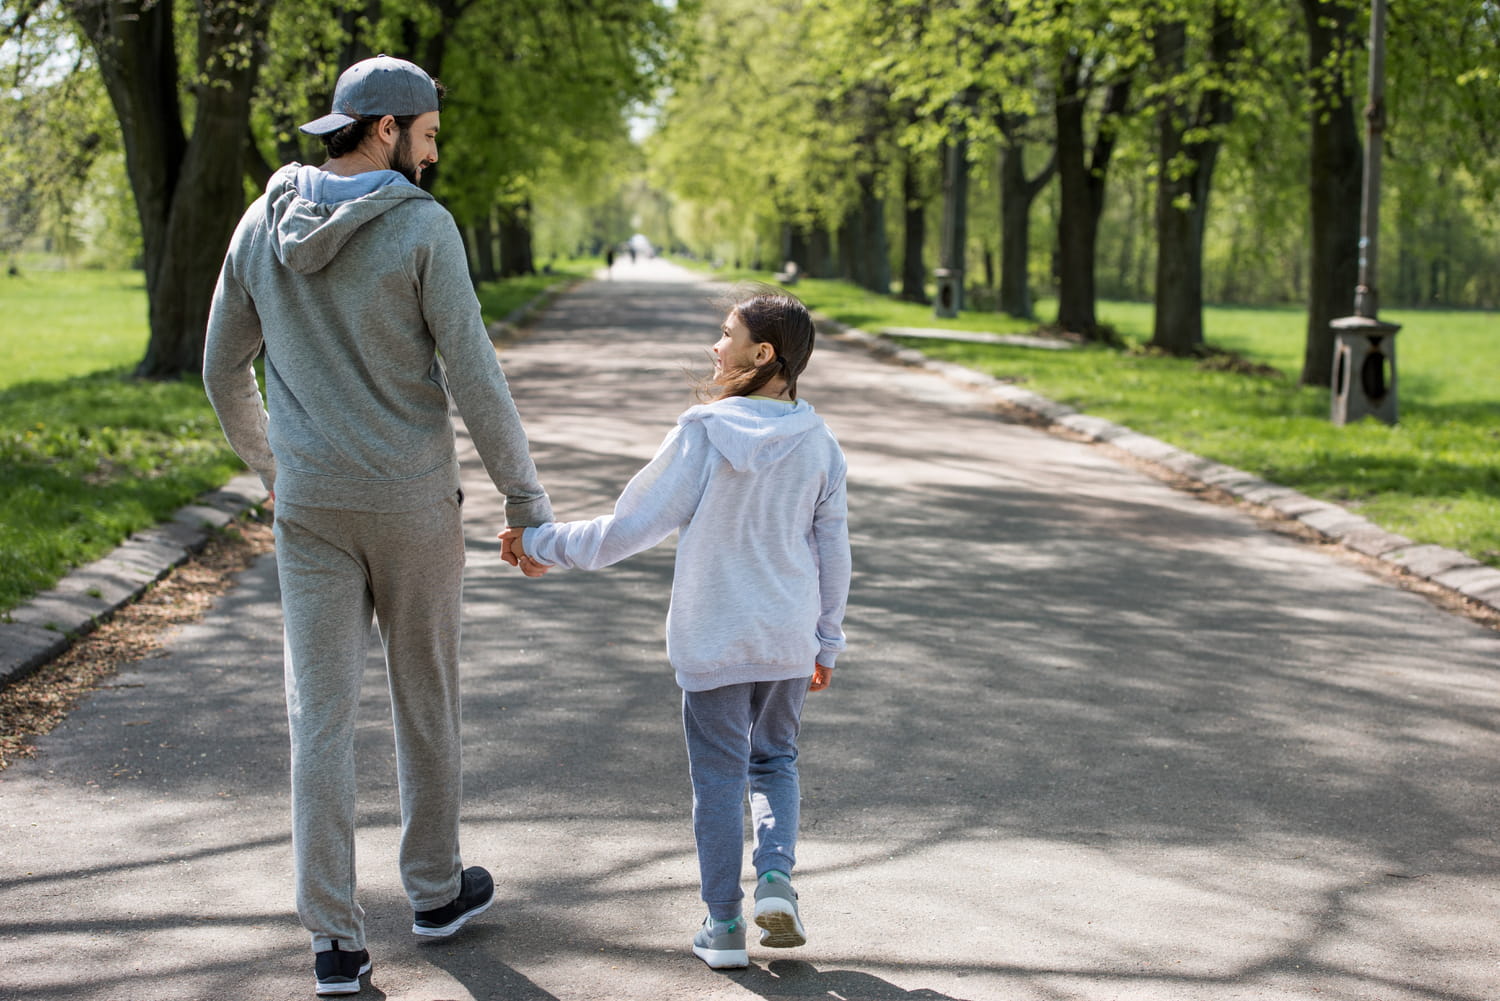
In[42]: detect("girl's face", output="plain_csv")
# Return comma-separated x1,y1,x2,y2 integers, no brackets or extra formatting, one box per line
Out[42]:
712,310,770,380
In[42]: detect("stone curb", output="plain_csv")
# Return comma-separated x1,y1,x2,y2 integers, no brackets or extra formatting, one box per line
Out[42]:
0,472,269,689
820,315,1500,619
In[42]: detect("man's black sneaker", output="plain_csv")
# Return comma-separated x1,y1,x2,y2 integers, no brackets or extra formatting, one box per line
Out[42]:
314,942,371,996
412,865,495,937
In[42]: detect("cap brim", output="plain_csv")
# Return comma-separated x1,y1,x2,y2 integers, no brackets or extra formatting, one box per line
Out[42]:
299,112,357,135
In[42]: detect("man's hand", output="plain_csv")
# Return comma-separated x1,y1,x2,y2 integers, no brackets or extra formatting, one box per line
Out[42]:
498,527,523,566
499,526,550,577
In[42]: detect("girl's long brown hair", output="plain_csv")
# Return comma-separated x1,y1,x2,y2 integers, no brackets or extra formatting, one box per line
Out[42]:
702,283,816,401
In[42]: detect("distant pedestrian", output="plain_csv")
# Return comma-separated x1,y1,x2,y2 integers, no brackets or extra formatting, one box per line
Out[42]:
203,54,552,996
499,285,850,969
606,245,615,278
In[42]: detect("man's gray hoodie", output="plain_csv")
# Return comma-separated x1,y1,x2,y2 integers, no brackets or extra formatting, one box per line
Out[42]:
522,396,850,692
204,164,551,525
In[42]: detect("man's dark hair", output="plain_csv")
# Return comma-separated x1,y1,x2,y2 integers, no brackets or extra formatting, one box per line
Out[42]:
319,79,447,158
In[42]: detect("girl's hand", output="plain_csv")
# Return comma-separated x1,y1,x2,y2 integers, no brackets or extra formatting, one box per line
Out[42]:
809,663,832,692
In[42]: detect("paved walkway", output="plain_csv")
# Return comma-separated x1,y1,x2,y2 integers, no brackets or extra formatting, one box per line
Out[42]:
3,259,1499,1001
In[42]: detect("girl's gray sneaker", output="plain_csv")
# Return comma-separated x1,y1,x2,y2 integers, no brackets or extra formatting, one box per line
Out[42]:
692,915,748,969
753,872,807,948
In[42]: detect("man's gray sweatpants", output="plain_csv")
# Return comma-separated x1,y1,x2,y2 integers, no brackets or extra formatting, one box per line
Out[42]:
682,679,809,921
274,493,468,952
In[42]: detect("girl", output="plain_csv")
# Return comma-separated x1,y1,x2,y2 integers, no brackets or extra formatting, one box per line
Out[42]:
500,285,851,969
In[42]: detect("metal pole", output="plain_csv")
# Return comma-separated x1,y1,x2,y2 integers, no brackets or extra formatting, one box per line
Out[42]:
1330,0,1400,425
1353,0,1388,319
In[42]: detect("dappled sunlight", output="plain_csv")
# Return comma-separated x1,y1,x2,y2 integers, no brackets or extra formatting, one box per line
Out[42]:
4,270,1498,1000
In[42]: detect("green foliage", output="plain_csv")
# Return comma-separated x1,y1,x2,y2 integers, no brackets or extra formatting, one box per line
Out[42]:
779,273,1500,567
432,0,677,226
1390,0,1500,196
650,0,1500,317
649,0,908,259
0,9,125,264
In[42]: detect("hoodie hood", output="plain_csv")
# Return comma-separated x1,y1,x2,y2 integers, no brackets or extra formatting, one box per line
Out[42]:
262,163,433,275
679,396,826,473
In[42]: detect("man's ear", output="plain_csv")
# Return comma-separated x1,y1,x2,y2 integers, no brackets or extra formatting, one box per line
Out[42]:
377,114,399,146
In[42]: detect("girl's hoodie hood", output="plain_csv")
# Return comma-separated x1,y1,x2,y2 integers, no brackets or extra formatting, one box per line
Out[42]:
679,396,827,473
262,164,433,275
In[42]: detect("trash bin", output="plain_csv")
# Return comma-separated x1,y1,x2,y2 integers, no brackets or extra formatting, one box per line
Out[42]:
933,268,962,318
1330,315,1400,426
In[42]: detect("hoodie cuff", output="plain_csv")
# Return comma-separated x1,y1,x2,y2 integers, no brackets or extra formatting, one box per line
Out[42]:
521,525,556,567
504,493,553,528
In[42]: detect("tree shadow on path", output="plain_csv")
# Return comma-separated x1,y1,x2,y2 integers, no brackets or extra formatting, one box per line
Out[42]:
733,958,974,1000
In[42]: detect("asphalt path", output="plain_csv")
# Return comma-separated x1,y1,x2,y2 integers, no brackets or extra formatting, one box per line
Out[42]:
3,258,1499,1001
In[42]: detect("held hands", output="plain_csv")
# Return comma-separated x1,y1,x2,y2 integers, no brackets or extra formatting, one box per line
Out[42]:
809,663,832,692
498,526,550,578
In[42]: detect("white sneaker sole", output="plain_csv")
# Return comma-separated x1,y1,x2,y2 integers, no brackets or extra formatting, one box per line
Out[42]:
693,943,749,969
411,894,493,937
315,958,372,995
754,900,806,948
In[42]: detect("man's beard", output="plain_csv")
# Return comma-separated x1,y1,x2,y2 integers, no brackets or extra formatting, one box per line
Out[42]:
392,128,422,185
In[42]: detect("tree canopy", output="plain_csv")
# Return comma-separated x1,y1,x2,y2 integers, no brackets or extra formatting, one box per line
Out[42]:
3,0,681,377
647,0,1500,373
4,0,1497,382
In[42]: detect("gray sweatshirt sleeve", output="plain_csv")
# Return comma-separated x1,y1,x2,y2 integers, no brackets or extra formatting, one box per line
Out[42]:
418,214,552,526
812,460,851,669
522,425,706,570
203,248,277,494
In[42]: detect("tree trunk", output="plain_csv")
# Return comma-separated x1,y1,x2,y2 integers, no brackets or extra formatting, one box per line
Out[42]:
938,137,970,311
498,200,535,277
900,146,928,303
808,226,833,278
784,224,810,272
999,146,1033,319
472,211,496,282
1055,54,1130,339
1152,161,1211,352
837,213,860,287
68,0,272,380
1055,55,1096,336
1150,11,1236,356
783,223,833,277
998,140,1055,319
245,124,273,192
854,172,889,294
398,0,472,197
1299,0,1362,386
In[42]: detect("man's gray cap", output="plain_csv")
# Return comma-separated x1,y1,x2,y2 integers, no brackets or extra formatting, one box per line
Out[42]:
299,55,439,135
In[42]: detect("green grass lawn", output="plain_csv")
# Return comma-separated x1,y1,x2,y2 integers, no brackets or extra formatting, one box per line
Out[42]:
0,263,592,615
2,270,154,387
2,259,1494,616
708,271,1498,569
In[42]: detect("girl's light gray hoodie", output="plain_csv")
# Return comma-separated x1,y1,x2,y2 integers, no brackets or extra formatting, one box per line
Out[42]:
523,396,850,692
204,165,551,525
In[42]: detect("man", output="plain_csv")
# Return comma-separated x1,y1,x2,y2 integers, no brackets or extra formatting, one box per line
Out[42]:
203,55,551,996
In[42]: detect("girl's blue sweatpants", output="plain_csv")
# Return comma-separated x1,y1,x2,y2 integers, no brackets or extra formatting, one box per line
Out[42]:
681,678,809,921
